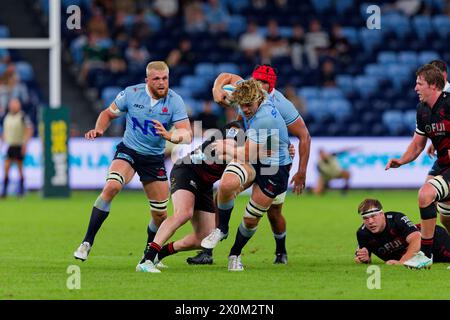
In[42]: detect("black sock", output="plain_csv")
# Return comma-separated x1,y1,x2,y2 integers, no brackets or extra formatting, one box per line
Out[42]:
421,237,434,258
274,232,287,254
2,176,8,196
157,242,177,261
19,178,24,195
217,204,234,235
142,242,161,263
229,223,256,256
82,207,109,245
146,223,158,246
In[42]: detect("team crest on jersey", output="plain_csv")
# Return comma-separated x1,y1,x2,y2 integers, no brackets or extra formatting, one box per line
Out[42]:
160,106,169,115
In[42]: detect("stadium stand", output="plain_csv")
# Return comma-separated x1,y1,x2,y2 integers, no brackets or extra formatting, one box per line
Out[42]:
30,0,450,137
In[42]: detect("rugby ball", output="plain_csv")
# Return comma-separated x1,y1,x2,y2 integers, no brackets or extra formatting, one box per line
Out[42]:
222,84,236,107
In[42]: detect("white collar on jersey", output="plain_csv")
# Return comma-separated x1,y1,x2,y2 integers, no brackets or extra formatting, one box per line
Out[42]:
145,85,161,107
444,81,450,93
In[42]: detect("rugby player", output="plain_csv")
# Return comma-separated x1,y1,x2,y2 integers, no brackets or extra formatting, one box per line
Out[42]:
386,64,450,268
136,121,253,272
355,198,450,268
73,61,192,262
189,65,310,265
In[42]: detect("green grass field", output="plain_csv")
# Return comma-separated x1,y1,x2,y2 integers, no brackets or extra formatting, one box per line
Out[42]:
1,189,449,300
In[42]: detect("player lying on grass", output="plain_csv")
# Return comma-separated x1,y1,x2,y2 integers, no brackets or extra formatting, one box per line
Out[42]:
136,121,255,273
189,65,310,266
355,198,450,269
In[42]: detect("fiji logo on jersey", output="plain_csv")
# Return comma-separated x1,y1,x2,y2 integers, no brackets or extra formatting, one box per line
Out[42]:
425,122,445,135
131,117,168,136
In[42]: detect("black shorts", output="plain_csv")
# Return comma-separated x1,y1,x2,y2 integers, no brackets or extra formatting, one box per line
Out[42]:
432,225,450,262
113,142,167,183
170,163,216,213
253,163,291,198
428,160,450,182
7,146,24,161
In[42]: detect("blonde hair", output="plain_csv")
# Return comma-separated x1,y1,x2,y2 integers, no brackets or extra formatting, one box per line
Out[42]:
231,79,265,106
146,61,169,76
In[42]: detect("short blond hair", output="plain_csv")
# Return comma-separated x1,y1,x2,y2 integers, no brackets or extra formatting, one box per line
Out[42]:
146,61,169,76
231,79,265,106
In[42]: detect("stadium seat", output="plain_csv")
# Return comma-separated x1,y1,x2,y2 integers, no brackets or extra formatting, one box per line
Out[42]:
340,27,358,45
359,28,383,52
101,86,122,106
329,99,351,121
378,51,397,64
403,110,417,132
336,75,353,95
228,15,247,38
298,87,320,102
432,15,450,38
216,63,239,75
397,51,418,66
353,75,378,98
15,62,34,82
417,51,440,65
412,16,432,39
311,0,332,13
194,63,216,81
0,25,10,38
364,64,387,82
382,110,405,135
335,0,354,15
321,88,344,100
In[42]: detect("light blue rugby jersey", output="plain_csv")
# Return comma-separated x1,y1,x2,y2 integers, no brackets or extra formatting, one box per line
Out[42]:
245,98,292,166
114,84,188,155
236,79,301,128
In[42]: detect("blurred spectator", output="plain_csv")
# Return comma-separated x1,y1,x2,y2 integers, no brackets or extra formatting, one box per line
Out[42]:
196,101,219,131
1,99,33,198
238,21,265,61
184,1,208,34
289,24,306,70
107,46,127,79
79,34,109,84
305,19,330,69
87,8,110,39
319,60,337,87
262,19,290,64
0,64,29,117
153,0,179,19
131,9,152,43
283,84,307,116
314,148,351,196
203,0,230,33
328,24,352,67
125,38,150,73
166,38,196,68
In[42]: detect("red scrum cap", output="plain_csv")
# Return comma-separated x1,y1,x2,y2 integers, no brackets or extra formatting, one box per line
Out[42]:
252,64,277,93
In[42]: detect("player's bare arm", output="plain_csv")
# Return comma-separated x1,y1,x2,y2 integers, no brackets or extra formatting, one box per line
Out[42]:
212,73,243,107
385,133,427,170
287,118,311,194
152,118,192,144
398,231,421,263
355,247,371,264
85,102,122,140
22,122,34,155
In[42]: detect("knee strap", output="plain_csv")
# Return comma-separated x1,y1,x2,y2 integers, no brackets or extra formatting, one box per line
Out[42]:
149,198,169,212
244,199,269,219
224,162,249,186
106,171,125,185
437,202,450,217
428,175,449,201
420,203,437,220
